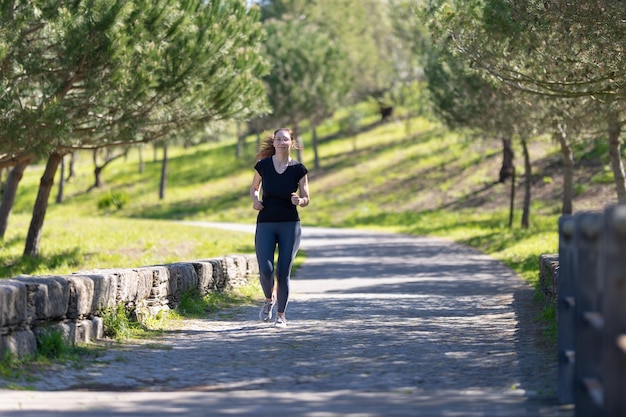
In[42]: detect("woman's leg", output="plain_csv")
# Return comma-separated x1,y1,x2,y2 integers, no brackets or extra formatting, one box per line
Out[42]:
255,223,278,301
275,221,302,315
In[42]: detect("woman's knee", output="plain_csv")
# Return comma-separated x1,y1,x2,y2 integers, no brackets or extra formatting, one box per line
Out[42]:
258,264,274,280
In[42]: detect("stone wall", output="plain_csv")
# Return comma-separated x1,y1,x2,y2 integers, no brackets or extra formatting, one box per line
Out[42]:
538,253,559,307
0,254,258,359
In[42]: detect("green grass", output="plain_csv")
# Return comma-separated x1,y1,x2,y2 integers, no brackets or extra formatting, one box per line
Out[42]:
101,304,146,342
0,214,255,278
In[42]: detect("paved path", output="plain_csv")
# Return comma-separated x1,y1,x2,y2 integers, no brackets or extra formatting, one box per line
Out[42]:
0,225,574,416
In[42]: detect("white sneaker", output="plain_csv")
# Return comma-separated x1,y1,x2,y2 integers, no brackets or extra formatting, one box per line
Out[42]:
274,315,287,328
259,300,275,321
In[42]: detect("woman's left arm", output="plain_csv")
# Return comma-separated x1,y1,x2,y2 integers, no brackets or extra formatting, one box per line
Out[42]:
292,174,310,207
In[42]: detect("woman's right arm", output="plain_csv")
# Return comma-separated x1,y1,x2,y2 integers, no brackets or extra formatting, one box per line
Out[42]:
250,171,264,211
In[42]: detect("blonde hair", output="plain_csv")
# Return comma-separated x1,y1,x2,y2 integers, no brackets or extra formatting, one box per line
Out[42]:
256,128,300,160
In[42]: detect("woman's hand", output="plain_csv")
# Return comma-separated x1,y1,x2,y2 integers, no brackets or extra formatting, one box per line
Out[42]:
292,193,309,207
250,172,263,211
252,199,264,211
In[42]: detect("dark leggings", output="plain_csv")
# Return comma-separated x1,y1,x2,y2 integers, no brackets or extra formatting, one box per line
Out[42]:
255,221,301,314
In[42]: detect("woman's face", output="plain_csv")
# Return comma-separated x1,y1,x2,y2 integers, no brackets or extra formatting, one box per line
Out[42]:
273,131,292,152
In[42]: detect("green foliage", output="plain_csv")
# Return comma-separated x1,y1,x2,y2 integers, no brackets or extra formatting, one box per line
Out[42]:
177,289,211,317
0,0,269,166
0,0,272,259
591,166,614,184
575,139,610,162
260,0,398,99
36,328,69,359
262,17,353,127
97,191,129,211
102,304,133,341
539,303,558,345
422,43,490,130
101,303,175,340
0,351,20,381
141,309,174,331
421,0,626,101
482,0,522,38
574,183,589,196
100,303,167,340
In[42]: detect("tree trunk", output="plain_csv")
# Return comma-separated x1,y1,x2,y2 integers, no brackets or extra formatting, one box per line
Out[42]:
554,123,574,215
92,148,128,189
93,149,104,188
0,159,31,240
0,167,5,194
24,152,63,257
508,167,516,228
138,145,145,174
608,111,626,202
521,137,531,229
312,124,320,170
159,144,168,200
66,152,76,182
56,155,65,204
499,136,515,183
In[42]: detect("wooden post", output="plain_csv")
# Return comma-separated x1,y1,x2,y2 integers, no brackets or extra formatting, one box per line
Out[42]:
558,215,576,405
574,212,605,417
602,204,626,417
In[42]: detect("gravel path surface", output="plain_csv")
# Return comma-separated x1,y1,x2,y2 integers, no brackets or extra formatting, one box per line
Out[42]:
0,225,574,416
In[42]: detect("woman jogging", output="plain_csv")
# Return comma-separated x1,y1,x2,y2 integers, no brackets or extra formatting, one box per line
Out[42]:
249,128,310,328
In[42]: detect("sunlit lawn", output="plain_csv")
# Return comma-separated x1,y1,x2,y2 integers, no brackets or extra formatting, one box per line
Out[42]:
0,213,256,279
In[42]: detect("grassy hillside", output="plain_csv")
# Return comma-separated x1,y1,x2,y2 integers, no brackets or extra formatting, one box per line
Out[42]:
0,100,617,285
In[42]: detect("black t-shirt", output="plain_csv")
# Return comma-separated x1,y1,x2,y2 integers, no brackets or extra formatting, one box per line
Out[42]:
255,157,308,223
